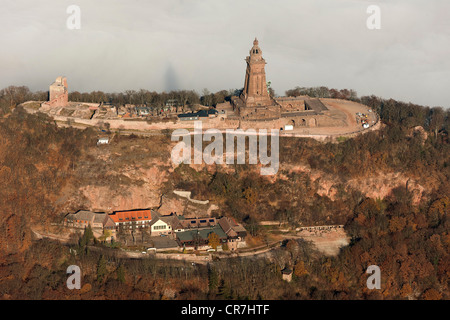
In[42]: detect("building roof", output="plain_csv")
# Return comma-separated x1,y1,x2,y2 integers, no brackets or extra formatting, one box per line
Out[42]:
304,98,328,112
165,99,178,105
218,217,236,237
159,215,175,225
148,211,183,228
178,112,199,118
196,109,218,117
178,108,218,118
149,237,179,249
148,216,169,227
103,216,115,228
281,267,293,275
66,210,95,222
176,225,227,243
180,217,217,229
93,212,107,224
109,209,153,223
65,210,111,227
218,217,247,238
161,214,185,230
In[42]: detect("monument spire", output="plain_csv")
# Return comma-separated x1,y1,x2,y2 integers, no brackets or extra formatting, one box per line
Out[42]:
241,38,271,107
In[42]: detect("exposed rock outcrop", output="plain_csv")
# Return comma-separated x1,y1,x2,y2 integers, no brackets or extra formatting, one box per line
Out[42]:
158,191,219,217
285,164,425,205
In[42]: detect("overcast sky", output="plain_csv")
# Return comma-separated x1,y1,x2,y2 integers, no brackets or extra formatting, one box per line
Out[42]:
1,0,449,107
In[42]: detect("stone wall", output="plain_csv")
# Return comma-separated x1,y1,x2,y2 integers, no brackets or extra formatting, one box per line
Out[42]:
275,97,307,112
239,105,281,121
238,112,343,130
173,190,210,205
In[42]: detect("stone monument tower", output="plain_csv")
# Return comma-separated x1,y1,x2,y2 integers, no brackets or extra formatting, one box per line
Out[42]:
240,38,272,107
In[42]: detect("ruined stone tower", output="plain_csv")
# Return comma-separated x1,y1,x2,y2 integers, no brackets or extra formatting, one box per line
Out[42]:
48,76,68,107
240,38,272,107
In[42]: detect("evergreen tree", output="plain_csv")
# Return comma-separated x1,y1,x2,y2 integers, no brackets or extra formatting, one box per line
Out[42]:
79,225,94,255
117,264,126,284
97,255,107,283
217,279,232,299
207,265,219,294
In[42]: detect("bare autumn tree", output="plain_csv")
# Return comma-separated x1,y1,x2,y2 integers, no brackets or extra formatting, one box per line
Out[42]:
90,91,106,103
285,239,300,261
69,91,82,102
131,220,137,244
201,88,213,106
125,90,136,104
135,89,147,105
428,107,444,139
207,232,220,251
31,91,48,101
186,90,200,107
1,85,31,108
178,90,189,112
212,90,228,106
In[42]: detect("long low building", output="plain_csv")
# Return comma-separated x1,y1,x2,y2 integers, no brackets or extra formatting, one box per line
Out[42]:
108,209,154,229
63,210,116,240
175,225,228,248
178,108,218,121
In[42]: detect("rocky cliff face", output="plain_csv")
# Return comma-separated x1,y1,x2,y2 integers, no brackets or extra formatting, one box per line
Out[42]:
71,161,428,217
79,184,162,212
57,136,431,216
282,163,427,205
76,163,171,212
158,191,219,217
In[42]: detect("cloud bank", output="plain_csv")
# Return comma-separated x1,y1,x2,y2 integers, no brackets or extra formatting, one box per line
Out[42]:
1,0,449,107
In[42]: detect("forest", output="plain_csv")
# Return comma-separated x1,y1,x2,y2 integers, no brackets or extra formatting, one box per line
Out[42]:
0,85,448,300
0,85,235,111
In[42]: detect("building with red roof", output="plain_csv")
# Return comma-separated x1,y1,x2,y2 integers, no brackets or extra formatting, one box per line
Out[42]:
109,209,154,229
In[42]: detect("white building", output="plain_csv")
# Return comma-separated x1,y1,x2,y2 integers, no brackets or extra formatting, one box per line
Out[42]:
149,216,173,236
97,137,109,145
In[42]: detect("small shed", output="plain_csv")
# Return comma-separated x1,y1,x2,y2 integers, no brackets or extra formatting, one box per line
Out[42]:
281,267,293,282
97,137,109,145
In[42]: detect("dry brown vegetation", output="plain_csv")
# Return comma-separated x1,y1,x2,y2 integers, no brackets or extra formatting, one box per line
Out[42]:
0,87,448,300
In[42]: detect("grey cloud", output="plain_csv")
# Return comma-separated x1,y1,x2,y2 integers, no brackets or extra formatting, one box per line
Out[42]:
0,0,448,107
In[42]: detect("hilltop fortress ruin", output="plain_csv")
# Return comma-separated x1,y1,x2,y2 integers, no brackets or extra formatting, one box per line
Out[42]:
44,76,68,108
31,38,379,139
